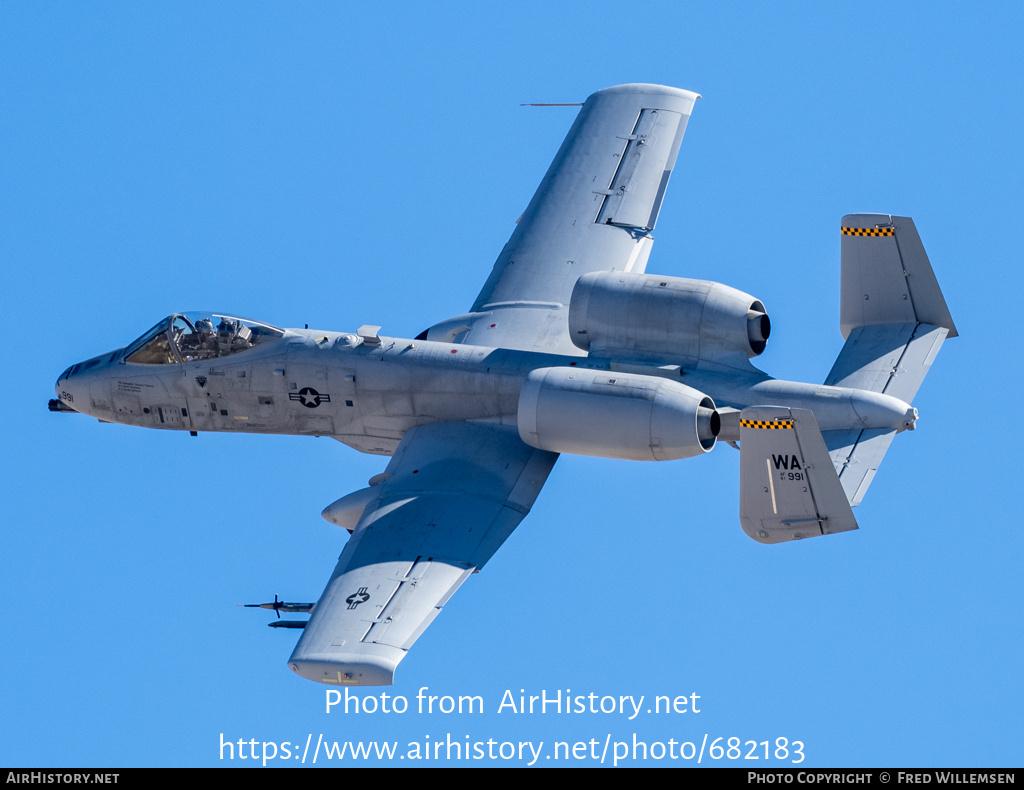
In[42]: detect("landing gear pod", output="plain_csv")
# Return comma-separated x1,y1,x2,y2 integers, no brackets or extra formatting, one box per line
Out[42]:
518,367,719,461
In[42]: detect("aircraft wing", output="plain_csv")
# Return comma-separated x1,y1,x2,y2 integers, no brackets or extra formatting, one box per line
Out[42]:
290,84,698,685
449,84,700,355
289,422,557,686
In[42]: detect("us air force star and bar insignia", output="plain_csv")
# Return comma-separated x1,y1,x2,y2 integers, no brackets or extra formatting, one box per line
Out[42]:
289,387,330,408
345,587,370,609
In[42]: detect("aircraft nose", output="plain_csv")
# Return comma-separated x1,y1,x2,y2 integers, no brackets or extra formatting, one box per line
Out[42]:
51,357,99,414
51,370,79,412
51,349,126,415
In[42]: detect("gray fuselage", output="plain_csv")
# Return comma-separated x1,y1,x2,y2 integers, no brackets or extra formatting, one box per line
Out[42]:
55,327,916,455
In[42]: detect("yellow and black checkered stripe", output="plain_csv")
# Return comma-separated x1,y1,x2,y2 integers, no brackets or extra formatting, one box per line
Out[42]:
841,226,894,237
739,419,793,430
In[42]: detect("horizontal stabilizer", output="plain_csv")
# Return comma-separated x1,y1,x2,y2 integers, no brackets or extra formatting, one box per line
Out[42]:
826,322,948,403
822,427,897,507
739,407,859,544
824,322,948,506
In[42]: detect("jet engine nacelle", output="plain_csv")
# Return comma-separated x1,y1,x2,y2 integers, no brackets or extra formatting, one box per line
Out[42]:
568,272,770,366
517,366,719,461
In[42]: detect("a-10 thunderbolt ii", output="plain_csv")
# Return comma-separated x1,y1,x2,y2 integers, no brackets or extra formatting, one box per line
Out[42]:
52,84,957,687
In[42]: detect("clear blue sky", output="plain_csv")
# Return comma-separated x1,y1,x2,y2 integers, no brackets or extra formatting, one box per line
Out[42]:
3,1,1021,767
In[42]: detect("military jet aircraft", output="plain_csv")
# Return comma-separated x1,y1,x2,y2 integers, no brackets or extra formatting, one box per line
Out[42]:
52,84,957,687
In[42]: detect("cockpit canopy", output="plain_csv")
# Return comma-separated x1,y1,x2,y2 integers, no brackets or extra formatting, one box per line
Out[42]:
124,312,285,365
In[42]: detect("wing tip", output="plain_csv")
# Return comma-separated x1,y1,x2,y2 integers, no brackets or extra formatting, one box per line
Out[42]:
288,648,402,687
589,83,701,105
